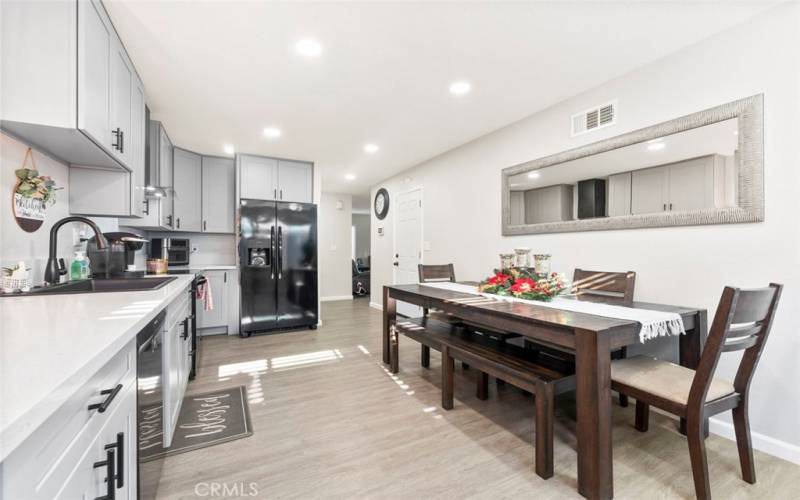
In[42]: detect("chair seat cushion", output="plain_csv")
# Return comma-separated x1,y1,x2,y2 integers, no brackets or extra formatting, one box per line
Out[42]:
611,356,735,405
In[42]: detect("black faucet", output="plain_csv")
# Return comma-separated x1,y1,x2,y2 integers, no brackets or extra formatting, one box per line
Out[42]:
44,216,108,285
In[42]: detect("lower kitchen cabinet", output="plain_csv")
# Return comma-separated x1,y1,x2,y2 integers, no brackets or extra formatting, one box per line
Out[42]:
163,289,191,447
197,269,239,335
2,340,138,500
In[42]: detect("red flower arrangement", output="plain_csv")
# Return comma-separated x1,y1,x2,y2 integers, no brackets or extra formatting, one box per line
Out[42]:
479,269,566,302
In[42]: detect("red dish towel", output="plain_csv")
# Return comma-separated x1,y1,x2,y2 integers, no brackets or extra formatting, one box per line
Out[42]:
197,281,214,311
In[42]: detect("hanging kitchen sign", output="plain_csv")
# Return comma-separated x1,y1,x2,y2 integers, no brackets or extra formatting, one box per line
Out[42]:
12,148,61,232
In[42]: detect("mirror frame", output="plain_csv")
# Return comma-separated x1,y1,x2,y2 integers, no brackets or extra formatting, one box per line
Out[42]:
501,94,763,235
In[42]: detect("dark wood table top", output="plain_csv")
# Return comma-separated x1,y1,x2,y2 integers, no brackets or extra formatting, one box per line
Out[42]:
386,283,702,337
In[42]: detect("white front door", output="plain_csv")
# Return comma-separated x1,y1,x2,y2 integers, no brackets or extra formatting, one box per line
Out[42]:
394,188,422,317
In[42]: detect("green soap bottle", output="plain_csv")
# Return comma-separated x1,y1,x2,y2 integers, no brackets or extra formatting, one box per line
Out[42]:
70,251,90,280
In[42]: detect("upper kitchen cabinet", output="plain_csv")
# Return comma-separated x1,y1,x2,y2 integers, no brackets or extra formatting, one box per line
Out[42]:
125,120,174,229
172,148,202,232
239,155,278,200
237,154,313,203
278,160,314,203
202,156,236,233
1,0,144,172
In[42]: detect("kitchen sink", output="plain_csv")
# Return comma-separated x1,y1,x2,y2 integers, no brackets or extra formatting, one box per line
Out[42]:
3,277,177,296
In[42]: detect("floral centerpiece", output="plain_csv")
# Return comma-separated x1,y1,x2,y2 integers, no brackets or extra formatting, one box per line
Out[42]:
479,267,567,302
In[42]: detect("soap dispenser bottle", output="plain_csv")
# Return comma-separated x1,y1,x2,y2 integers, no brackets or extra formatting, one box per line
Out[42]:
70,251,90,280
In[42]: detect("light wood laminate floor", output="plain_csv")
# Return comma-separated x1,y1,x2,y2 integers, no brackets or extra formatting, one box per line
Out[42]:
156,299,799,499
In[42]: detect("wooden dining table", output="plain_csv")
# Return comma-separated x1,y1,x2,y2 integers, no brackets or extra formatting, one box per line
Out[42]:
381,283,707,500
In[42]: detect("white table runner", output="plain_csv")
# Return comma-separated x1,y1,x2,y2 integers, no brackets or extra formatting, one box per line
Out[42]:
421,282,685,343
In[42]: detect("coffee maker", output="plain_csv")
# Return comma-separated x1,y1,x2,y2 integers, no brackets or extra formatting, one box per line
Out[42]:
87,232,148,278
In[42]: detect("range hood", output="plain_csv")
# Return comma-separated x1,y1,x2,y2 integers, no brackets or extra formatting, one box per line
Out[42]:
143,106,168,199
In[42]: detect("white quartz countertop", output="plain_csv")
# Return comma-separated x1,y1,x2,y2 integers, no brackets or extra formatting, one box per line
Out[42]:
0,274,194,462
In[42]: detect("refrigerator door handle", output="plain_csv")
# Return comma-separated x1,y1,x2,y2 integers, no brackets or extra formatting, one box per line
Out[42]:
277,226,283,279
270,225,276,279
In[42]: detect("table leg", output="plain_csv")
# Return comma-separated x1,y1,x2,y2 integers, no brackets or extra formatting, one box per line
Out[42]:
382,286,396,365
575,328,613,500
679,310,708,437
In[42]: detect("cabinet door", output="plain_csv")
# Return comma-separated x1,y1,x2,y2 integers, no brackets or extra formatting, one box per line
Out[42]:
129,76,146,217
667,157,715,211
159,126,173,186
202,156,235,233
173,148,202,232
631,166,669,215
77,0,111,150
109,36,132,166
197,271,228,330
278,160,313,203
607,172,632,217
239,155,278,200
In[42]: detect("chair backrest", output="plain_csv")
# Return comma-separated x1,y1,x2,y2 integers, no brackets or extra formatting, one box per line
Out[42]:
572,269,636,304
688,283,783,410
418,264,456,283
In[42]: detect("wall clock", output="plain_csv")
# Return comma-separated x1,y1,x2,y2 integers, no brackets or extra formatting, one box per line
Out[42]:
374,188,389,220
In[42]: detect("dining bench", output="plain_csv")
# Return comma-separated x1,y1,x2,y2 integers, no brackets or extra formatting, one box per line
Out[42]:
390,316,575,479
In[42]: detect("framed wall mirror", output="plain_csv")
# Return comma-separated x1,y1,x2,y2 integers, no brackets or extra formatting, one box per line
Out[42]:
501,94,763,235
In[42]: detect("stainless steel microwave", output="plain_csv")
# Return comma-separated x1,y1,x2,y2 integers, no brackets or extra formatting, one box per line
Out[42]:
149,238,190,266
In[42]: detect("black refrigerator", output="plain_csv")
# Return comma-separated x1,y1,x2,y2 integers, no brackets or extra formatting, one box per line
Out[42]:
239,199,318,336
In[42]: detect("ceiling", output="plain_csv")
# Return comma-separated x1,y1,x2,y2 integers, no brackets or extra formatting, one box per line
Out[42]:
105,1,775,195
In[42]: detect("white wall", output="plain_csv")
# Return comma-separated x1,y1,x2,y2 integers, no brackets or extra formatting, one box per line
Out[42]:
352,213,370,261
319,192,353,300
370,5,800,462
0,133,73,283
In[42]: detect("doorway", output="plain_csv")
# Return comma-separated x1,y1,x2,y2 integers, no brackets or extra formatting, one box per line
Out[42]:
393,188,423,317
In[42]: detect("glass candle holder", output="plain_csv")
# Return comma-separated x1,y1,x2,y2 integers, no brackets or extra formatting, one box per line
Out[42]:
499,253,515,270
514,248,531,268
533,254,552,275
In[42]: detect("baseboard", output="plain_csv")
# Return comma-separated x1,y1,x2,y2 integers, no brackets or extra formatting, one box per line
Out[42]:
709,417,800,465
321,295,353,302
369,301,383,311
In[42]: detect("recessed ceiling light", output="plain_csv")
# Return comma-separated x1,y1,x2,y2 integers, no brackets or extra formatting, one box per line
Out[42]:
345,174,356,181
295,39,322,57
223,144,235,155
364,144,379,154
263,127,282,138
449,81,471,95
527,171,540,179
647,142,665,151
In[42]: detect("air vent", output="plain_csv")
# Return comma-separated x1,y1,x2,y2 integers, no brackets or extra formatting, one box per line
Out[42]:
571,100,617,136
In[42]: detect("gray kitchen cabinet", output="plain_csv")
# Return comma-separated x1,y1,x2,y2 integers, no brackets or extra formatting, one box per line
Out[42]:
239,154,278,200
109,35,133,166
278,159,313,203
158,124,174,187
523,184,573,224
172,148,202,232
0,0,141,172
197,270,229,333
77,0,112,150
607,172,632,217
125,120,174,229
2,340,138,500
130,76,147,217
631,166,669,215
202,156,236,233
237,154,313,203
630,156,719,215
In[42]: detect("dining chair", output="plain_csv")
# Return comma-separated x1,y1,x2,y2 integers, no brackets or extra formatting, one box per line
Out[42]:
418,264,461,367
611,283,783,500
526,268,637,405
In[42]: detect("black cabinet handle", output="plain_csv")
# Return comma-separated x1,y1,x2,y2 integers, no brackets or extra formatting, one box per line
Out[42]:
166,215,173,227
177,217,181,229
224,272,227,283
111,128,122,151
93,448,116,500
273,188,277,199
119,130,124,154
279,189,283,200
104,432,124,488
663,203,666,211
669,203,673,211
88,384,123,413
181,318,189,339
203,220,207,231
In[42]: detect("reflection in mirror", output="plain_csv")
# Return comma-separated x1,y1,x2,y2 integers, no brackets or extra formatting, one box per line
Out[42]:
507,118,739,225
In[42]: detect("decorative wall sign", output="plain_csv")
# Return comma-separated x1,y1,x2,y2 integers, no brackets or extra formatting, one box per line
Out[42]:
11,148,60,233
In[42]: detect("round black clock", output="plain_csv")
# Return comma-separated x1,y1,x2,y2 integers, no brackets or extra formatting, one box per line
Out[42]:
374,188,390,220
